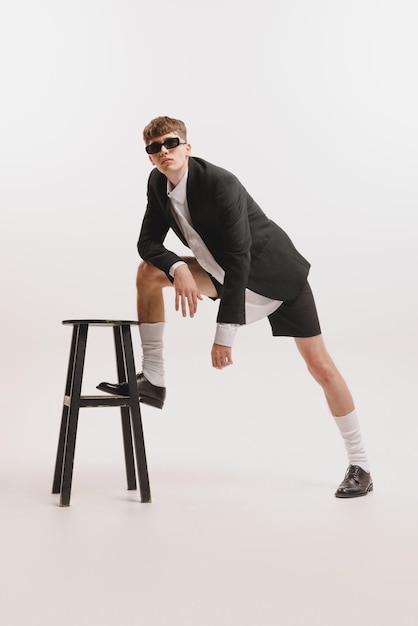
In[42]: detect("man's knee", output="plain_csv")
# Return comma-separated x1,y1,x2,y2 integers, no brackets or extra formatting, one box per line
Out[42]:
136,261,168,290
306,356,338,387
296,336,337,386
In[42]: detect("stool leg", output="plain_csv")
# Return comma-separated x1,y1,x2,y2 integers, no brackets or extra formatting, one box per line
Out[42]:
113,326,137,491
120,407,137,490
60,323,88,507
52,324,78,494
121,324,151,503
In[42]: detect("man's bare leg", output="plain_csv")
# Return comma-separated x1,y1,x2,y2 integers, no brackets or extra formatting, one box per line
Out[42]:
295,334,372,496
294,335,354,417
134,257,217,389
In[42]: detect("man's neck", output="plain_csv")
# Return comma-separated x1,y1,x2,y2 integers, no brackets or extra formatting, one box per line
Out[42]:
167,165,188,189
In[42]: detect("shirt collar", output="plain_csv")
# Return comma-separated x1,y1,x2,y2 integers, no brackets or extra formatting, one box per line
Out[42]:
167,169,188,199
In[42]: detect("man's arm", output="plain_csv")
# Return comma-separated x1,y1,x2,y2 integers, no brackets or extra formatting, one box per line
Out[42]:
137,176,185,276
208,173,253,367
212,174,252,325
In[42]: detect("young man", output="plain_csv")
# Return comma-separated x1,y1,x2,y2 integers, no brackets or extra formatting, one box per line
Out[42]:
98,116,373,498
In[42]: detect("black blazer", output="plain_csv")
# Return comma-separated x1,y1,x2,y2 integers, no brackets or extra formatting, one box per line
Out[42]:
138,157,310,325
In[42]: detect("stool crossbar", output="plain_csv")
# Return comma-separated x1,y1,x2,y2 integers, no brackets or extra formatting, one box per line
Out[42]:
52,320,151,506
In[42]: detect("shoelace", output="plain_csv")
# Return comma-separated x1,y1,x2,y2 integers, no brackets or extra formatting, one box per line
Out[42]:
345,465,361,483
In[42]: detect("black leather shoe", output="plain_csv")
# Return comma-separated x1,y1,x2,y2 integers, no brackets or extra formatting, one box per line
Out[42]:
96,373,166,409
335,465,373,498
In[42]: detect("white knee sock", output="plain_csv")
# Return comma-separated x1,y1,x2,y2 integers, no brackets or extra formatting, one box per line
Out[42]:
139,322,165,387
333,410,370,472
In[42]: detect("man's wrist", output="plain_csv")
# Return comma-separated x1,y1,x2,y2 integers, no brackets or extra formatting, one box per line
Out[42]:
169,260,187,278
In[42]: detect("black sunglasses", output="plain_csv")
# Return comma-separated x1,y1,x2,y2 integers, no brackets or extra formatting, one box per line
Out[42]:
145,137,186,155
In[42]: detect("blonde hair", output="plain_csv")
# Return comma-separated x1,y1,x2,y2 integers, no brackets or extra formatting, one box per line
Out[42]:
143,116,187,144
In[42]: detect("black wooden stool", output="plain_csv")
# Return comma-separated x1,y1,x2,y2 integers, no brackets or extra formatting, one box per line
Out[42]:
52,319,151,507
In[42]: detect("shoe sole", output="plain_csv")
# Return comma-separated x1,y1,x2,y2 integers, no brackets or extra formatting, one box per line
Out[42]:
335,482,374,498
140,395,164,410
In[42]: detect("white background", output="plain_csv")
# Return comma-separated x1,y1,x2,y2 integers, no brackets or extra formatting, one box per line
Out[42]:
1,1,417,625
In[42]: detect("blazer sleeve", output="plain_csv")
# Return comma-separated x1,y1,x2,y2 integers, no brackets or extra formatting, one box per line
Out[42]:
213,174,251,325
137,174,185,277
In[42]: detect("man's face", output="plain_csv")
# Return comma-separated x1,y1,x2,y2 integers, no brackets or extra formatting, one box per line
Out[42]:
146,131,191,184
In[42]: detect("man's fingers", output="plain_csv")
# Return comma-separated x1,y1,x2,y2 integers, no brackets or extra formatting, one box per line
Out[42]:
176,289,200,317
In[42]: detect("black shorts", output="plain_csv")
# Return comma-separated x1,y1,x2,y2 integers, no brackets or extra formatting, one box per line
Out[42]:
267,281,321,337
210,277,321,338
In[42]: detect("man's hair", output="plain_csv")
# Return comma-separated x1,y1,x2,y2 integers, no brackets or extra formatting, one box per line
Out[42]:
142,116,187,144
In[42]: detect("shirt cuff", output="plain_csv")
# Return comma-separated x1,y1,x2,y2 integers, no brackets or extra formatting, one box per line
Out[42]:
214,323,239,347
169,260,187,278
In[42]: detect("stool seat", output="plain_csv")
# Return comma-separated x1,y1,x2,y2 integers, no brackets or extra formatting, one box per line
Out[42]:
52,319,151,506
62,319,140,326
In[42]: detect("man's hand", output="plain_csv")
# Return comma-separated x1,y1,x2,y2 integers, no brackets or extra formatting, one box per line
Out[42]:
211,343,233,369
173,264,203,317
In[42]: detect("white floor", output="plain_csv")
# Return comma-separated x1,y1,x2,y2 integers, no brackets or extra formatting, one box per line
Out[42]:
1,332,418,626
